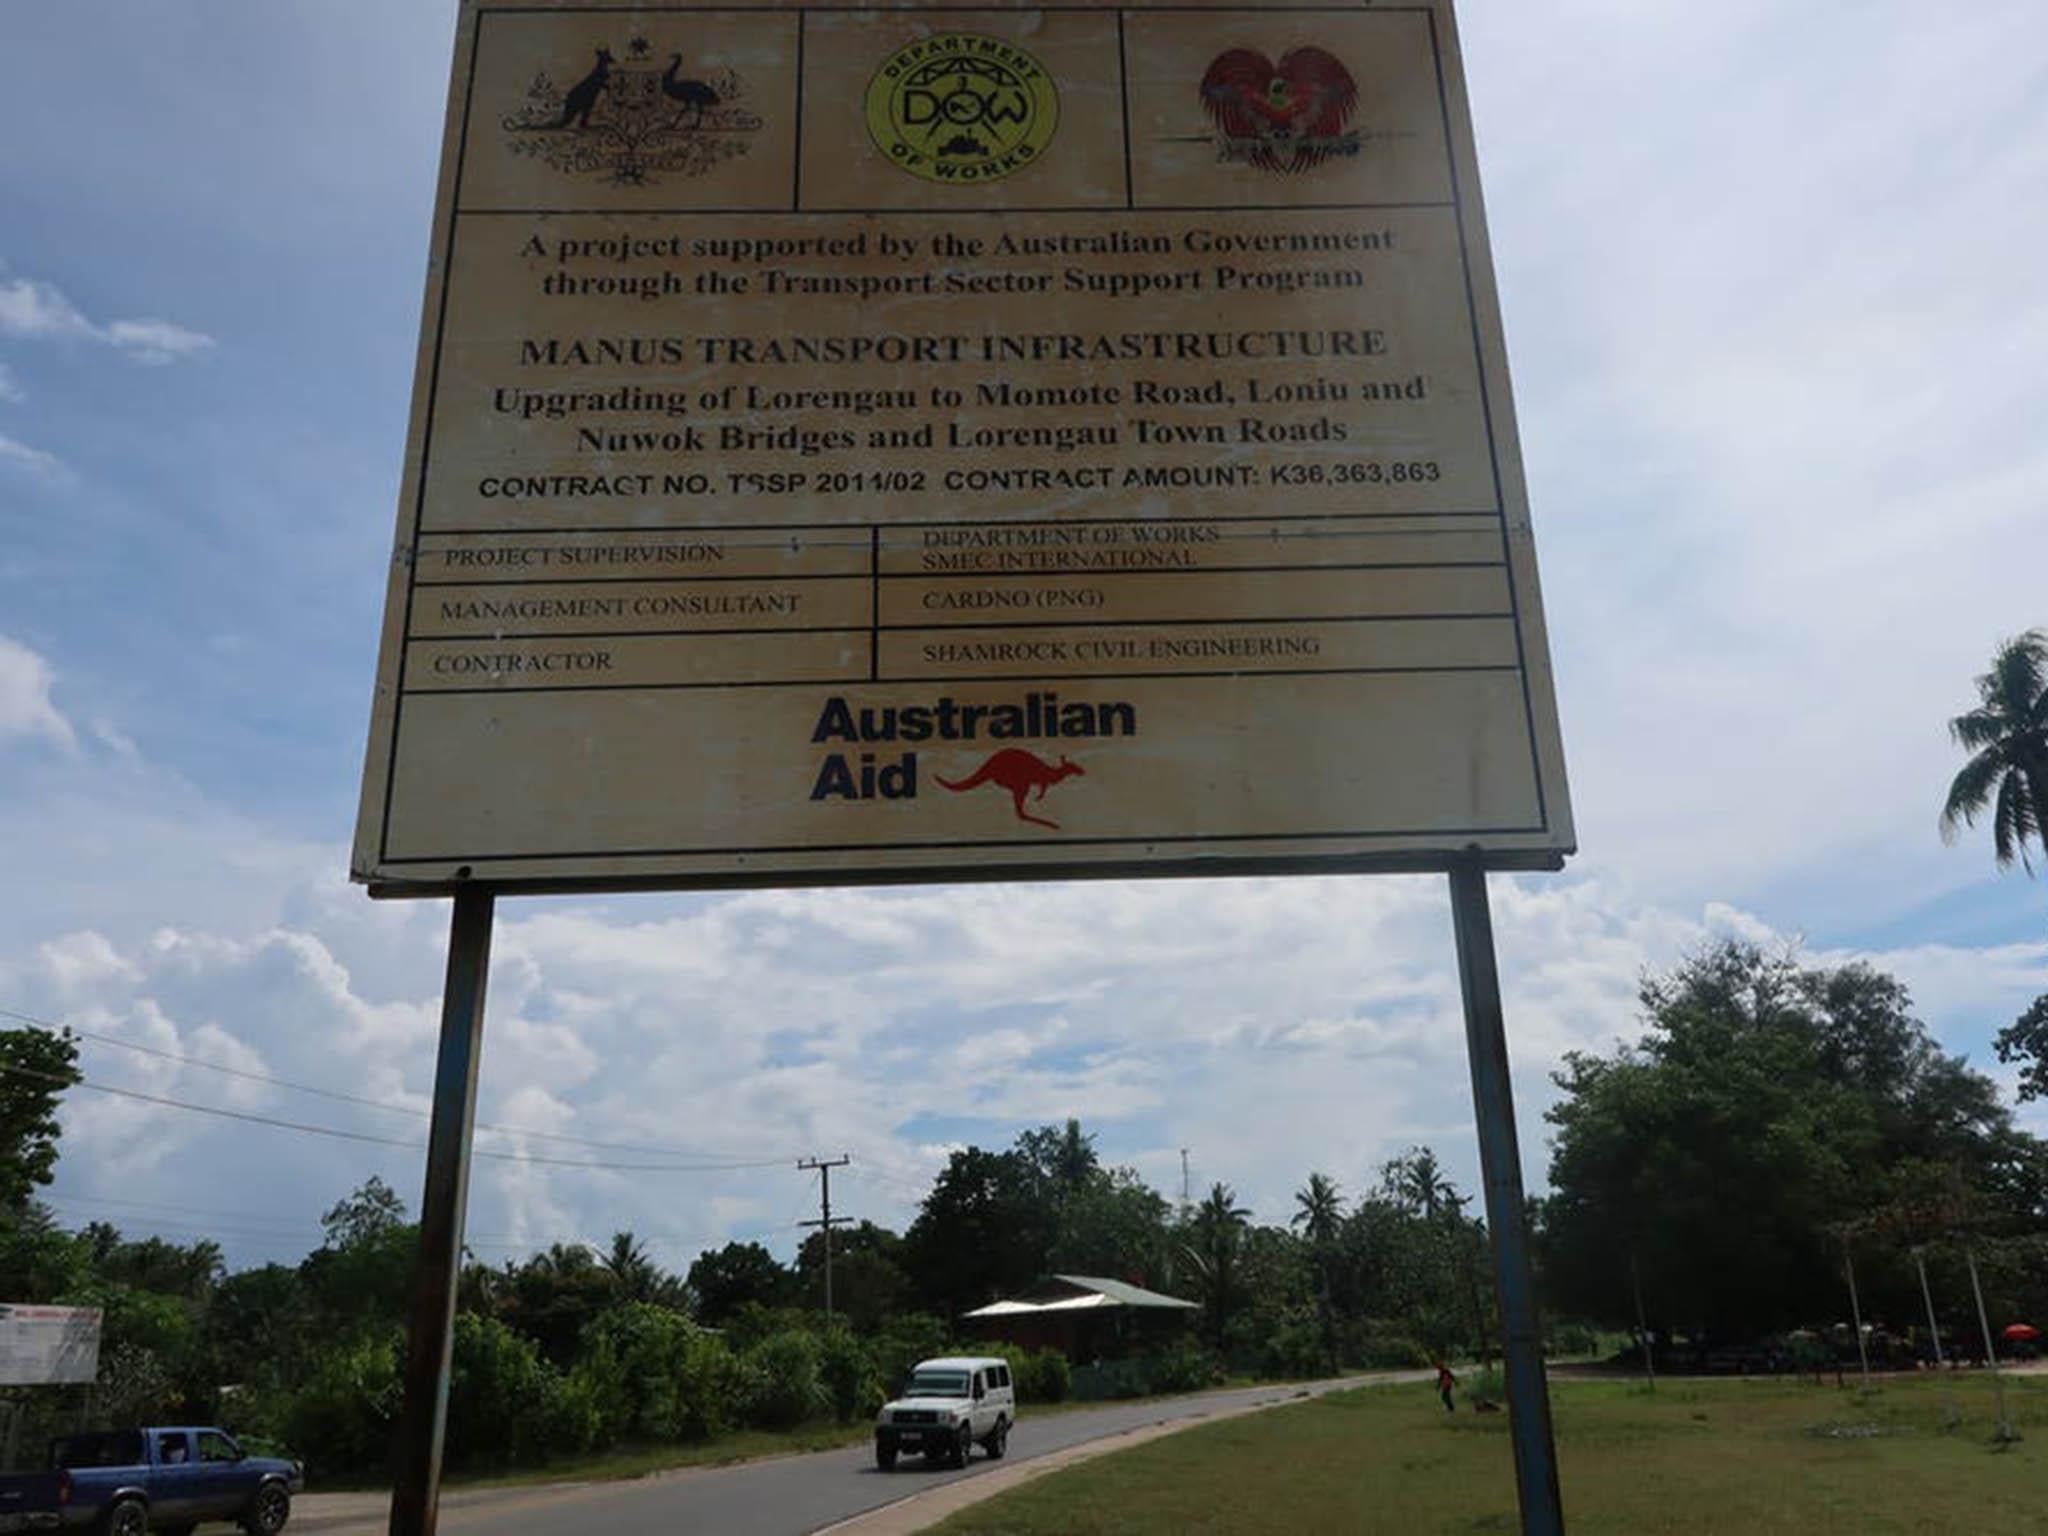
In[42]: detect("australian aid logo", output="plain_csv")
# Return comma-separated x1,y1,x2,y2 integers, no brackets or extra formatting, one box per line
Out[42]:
807,691,1136,831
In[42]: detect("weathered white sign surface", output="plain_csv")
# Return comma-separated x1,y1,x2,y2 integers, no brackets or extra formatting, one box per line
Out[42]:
0,1304,102,1386
354,0,1574,893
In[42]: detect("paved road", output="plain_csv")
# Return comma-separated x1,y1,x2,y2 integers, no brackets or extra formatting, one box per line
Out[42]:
299,1376,1390,1536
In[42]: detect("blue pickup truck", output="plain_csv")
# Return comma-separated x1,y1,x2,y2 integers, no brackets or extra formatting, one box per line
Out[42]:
0,1426,302,1535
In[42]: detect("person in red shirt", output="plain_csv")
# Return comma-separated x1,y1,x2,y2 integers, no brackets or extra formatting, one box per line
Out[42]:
1435,1361,1457,1413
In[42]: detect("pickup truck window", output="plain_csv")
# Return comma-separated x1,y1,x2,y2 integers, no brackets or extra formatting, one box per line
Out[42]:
198,1431,239,1463
158,1432,191,1465
51,1431,145,1468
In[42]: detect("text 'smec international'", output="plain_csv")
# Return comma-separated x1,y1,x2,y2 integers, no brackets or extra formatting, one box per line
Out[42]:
353,0,1575,895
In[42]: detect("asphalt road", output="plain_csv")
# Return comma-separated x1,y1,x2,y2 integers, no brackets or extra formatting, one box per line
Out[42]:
301,1375,1386,1536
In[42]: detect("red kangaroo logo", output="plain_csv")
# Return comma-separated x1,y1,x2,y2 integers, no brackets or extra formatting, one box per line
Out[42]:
936,749,1084,830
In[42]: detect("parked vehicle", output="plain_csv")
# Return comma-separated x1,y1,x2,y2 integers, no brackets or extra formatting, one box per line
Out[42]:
874,1356,1014,1470
0,1426,302,1535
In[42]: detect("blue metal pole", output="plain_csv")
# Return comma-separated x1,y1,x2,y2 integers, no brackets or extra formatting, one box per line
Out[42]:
389,887,494,1536
1448,861,1565,1534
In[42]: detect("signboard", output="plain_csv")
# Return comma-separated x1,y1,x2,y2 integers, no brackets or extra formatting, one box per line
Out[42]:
353,0,1574,894
0,1305,101,1387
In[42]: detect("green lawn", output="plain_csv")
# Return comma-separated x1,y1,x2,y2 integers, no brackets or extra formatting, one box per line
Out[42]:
931,1373,2048,1535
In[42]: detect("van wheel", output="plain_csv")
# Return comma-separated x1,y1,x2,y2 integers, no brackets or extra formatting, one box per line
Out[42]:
107,1498,150,1536
951,1424,972,1467
875,1443,897,1470
986,1418,1008,1459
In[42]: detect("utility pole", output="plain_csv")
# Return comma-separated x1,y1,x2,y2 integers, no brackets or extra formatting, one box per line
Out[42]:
1180,1148,1190,1213
798,1155,852,1319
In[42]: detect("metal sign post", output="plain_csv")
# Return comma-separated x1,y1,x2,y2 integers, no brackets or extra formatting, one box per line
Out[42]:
1449,861,1564,1535
389,888,495,1536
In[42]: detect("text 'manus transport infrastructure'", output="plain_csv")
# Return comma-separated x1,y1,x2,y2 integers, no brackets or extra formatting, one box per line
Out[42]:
353,0,1575,896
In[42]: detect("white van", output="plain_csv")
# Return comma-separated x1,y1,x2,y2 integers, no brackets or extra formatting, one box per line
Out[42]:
873,1355,1016,1469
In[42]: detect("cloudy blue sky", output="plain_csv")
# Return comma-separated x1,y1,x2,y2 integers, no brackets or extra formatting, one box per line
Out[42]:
2,1,2045,1277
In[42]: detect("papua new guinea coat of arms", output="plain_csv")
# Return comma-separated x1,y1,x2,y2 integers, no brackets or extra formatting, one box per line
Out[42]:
1199,47,1359,174
503,34,763,185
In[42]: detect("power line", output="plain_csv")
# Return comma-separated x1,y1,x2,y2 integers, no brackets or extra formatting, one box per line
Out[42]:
36,1192,805,1259
0,1003,786,1164
0,1061,790,1174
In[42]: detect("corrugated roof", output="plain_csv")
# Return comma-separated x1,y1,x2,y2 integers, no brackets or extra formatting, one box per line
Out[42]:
1052,1275,1200,1310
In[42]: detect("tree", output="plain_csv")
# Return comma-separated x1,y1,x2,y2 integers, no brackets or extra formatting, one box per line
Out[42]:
1181,1182,1251,1351
1291,1173,1345,1369
793,1222,906,1332
1941,628,2048,872
686,1241,792,1326
599,1231,661,1303
0,1026,80,1213
1996,995,2048,1103
1016,1120,1100,1202
902,1147,1053,1320
300,1178,418,1330
1541,941,2042,1341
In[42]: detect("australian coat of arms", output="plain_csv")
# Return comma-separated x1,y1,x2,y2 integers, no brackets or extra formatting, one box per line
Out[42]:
503,36,763,185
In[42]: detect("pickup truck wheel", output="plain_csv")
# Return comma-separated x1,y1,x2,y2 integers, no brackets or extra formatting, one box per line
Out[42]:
243,1481,292,1534
106,1497,149,1536
874,1443,897,1471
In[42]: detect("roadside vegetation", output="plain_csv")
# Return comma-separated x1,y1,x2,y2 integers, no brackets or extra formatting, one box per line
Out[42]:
931,1374,2048,1535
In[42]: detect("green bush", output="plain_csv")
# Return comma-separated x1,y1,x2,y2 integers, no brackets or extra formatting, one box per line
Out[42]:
1021,1347,1071,1403
869,1313,951,1396
1260,1313,1329,1379
445,1313,569,1469
1546,1320,1602,1358
283,1329,403,1479
1141,1337,1216,1393
819,1327,883,1423
741,1328,827,1429
575,1302,739,1444
1346,1323,1432,1370
1460,1366,1505,1408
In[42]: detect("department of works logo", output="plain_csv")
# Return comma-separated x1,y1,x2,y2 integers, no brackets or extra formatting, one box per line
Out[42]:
1199,46,1359,174
865,34,1059,184
502,33,762,185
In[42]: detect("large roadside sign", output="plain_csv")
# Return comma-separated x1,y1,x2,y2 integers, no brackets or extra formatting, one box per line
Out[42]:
353,0,1574,894
0,1304,101,1387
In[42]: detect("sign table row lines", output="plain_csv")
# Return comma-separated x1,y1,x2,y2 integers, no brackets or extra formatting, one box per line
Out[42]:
401,615,1523,691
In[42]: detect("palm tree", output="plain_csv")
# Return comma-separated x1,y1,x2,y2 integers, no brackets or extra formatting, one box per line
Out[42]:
601,1230,659,1302
1942,629,2048,872
1292,1173,1346,1368
1182,1182,1252,1351
1291,1172,1344,1247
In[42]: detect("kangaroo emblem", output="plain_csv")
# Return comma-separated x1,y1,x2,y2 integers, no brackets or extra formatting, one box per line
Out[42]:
555,47,614,129
936,750,1084,830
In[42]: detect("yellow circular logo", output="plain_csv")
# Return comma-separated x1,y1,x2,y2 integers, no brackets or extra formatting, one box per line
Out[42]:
864,34,1059,184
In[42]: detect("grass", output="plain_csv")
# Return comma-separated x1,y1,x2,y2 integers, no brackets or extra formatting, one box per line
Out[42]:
929,1372,2048,1535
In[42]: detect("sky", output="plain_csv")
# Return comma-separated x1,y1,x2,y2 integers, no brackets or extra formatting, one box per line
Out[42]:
1,0,2045,1280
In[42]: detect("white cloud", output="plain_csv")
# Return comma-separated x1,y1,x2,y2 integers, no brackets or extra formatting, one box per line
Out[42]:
0,636,76,748
0,275,214,364
7,855,2034,1270
0,278,94,341
0,434,70,484
0,362,22,402
103,318,216,366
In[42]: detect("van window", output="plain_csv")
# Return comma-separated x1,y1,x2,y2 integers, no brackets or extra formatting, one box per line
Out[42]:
995,1365,1010,1389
